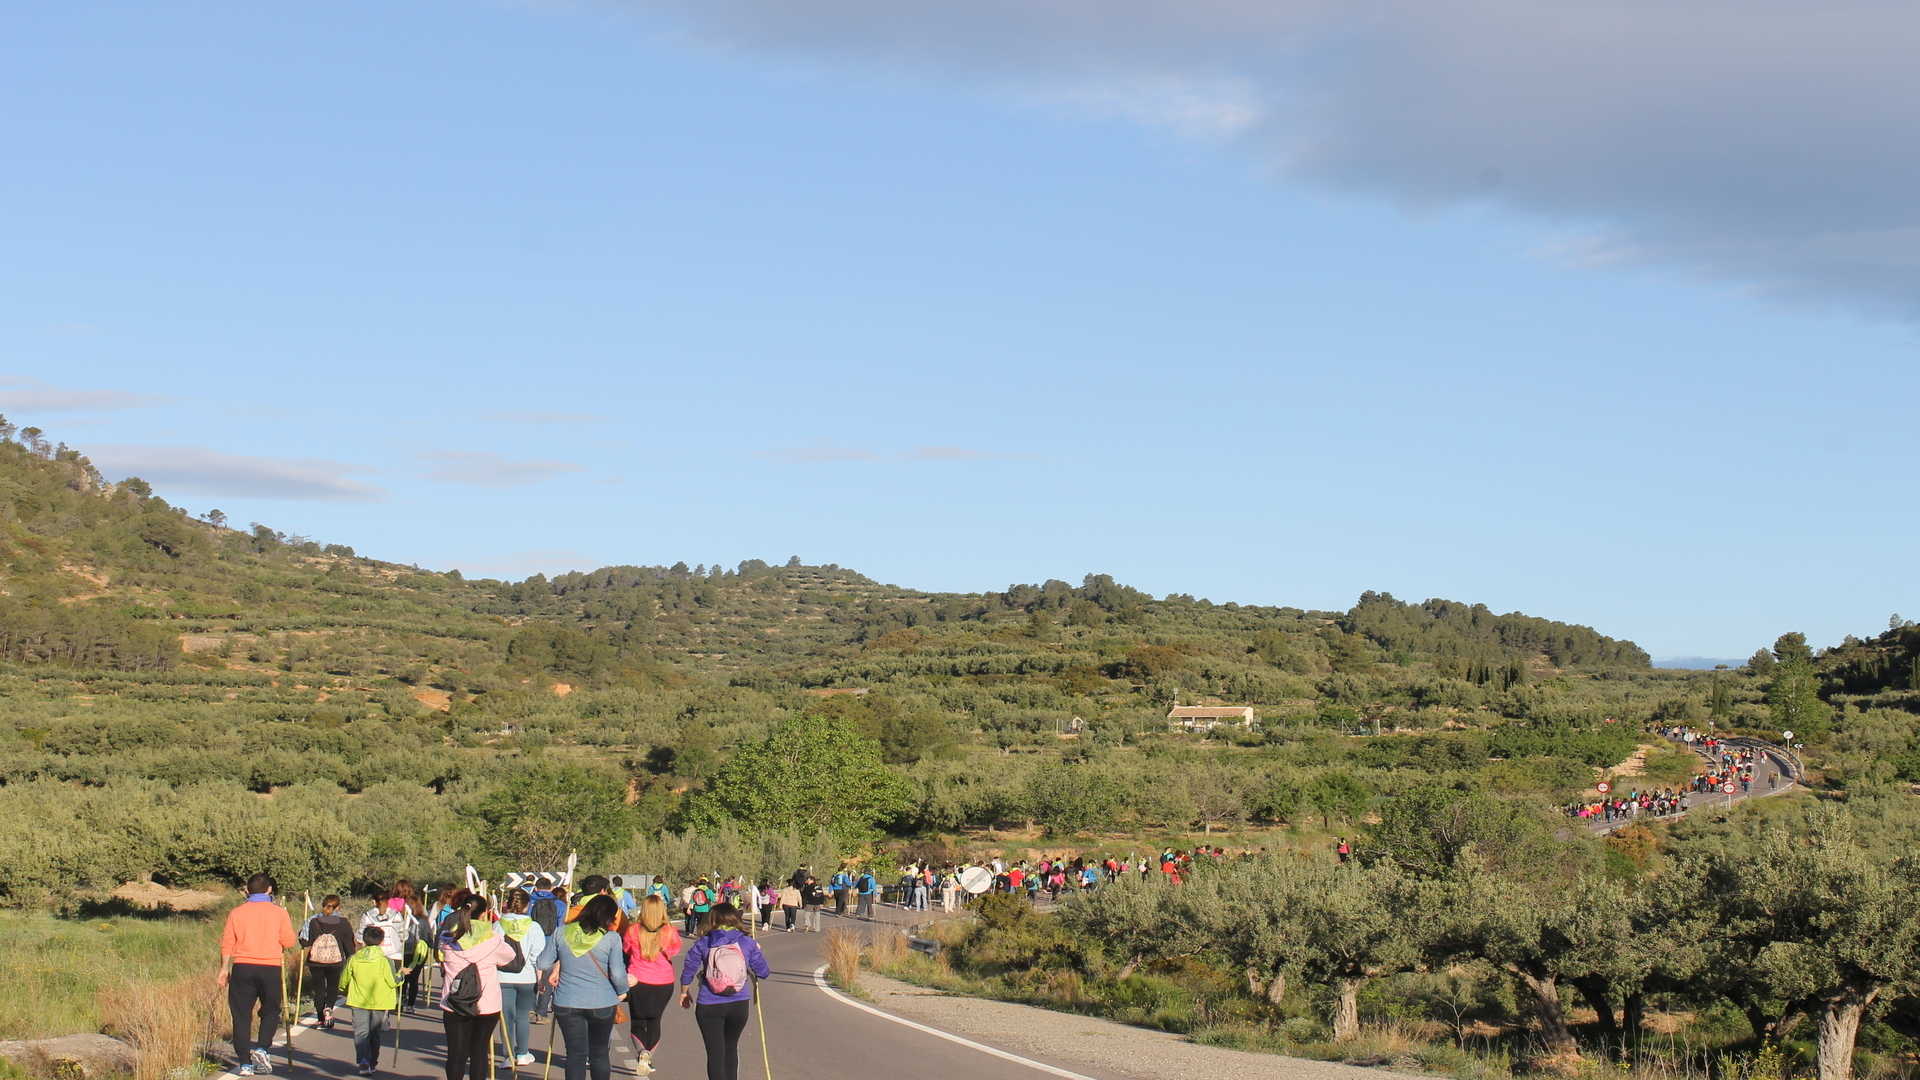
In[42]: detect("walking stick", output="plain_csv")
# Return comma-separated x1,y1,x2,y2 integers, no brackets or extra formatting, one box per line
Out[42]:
752,973,772,1080
288,894,311,1071
501,1006,516,1077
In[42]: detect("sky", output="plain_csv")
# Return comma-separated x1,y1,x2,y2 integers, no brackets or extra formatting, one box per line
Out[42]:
4,0,1916,660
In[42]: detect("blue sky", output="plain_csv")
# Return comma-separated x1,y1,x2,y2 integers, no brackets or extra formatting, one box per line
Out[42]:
5,0,1916,659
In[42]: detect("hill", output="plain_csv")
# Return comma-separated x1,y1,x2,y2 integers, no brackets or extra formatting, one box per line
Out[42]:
0,422,1697,907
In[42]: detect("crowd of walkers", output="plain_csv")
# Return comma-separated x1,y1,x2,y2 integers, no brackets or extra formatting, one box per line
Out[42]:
1566,726,1782,823
214,843,1284,1080
217,871,769,1080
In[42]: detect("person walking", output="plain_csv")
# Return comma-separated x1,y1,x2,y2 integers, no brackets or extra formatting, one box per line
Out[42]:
341,927,404,1076
679,903,770,1080
359,890,412,975
394,881,429,1012
800,876,825,932
298,895,357,1030
830,869,851,916
777,882,801,932
681,879,714,936
621,895,681,1076
218,873,298,1077
438,895,520,1080
536,895,628,1080
497,889,548,1068
854,868,877,920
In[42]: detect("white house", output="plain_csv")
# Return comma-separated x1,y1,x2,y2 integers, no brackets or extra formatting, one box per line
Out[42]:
1167,705,1257,732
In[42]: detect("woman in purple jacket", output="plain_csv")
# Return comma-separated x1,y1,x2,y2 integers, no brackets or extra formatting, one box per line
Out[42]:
678,904,770,1080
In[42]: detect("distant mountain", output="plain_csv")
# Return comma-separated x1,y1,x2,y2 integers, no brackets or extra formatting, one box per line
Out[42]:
1653,657,1743,670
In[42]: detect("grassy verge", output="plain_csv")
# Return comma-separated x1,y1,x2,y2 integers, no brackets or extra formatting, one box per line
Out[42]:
0,911,223,1080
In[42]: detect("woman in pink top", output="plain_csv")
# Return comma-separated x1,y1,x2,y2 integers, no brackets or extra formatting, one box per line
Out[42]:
439,895,520,1080
620,895,681,1075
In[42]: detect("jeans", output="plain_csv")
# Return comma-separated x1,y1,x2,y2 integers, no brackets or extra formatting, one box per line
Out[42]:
227,963,281,1059
782,906,797,930
306,962,344,1019
832,889,848,915
627,983,674,1052
555,1005,616,1080
694,1001,750,1080
912,886,928,910
499,983,535,1061
855,894,874,919
801,906,821,932
352,1007,390,1069
441,1011,498,1080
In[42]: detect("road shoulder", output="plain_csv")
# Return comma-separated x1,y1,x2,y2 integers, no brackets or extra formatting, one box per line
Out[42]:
844,969,1436,1080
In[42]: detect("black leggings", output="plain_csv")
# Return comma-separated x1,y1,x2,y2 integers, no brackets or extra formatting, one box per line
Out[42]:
627,983,675,1051
227,962,282,1058
694,1001,750,1080
441,1012,499,1080
307,962,344,1016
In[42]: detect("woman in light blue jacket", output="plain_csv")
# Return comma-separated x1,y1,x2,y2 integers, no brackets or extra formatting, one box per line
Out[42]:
535,896,628,1080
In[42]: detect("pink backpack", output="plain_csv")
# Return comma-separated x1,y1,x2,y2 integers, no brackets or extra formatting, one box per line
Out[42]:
703,939,750,994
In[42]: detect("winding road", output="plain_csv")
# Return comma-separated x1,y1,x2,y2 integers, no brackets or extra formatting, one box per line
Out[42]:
1585,734,1800,834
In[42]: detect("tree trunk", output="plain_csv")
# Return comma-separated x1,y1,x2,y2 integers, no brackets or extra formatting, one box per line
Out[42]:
1333,977,1362,1042
1623,993,1645,1047
1512,968,1579,1059
1266,968,1288,1006
1816,988,1876,1080
1574,976,1618,1041
1116,956,1141,980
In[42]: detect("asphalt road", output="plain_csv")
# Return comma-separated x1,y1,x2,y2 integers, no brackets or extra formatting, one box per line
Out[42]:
269,907,1117,1080
1585,735,1797,834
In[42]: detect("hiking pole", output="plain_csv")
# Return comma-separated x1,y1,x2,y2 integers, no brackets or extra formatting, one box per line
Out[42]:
752,973,772,1080
288,894,311,1070
501,1008,516,1078
542,984,558,1080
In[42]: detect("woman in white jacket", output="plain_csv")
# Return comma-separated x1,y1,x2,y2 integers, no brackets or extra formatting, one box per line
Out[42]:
495,889,548,1067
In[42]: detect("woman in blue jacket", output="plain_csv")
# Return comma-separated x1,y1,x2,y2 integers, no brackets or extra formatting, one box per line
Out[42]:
535,896,628,1080
678,904,770,1080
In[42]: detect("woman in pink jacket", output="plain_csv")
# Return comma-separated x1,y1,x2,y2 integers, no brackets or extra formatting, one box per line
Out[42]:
438,895,520,1080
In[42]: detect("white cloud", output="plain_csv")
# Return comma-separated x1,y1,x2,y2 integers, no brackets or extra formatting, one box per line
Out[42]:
422,451,586,487
0,376,169,414
84,444,385,502
479,410,615,424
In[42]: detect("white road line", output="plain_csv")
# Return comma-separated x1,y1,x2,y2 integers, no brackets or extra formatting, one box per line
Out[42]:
809,964,1098,1080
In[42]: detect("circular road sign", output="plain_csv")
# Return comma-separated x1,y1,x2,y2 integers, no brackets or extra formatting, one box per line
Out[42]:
1596,781,1612,794
1721,783,1736,794
1782,730,1794,741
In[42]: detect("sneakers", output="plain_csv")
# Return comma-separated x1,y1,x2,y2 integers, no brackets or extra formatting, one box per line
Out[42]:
635,1052,654,1076
249,1049,274,1074
515,1054,536,1066
357,1065,375,1077
237,1066,256,1077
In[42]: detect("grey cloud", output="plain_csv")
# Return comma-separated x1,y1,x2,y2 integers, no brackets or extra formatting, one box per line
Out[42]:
606,0,1920,315
0,376,170,413
84,445,385,502
423,451,587,487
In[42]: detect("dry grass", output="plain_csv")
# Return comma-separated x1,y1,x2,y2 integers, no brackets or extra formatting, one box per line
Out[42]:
824,930,861,991
864,929,908,969
97,971,222,1080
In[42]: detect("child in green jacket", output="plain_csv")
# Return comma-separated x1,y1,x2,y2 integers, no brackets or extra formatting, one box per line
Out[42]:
341,928,406,1076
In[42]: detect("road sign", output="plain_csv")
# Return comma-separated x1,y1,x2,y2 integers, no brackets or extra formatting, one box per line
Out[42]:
1782,730,1794,741
1721,783,1736,794
1596,781,1611,794
958,866,993,895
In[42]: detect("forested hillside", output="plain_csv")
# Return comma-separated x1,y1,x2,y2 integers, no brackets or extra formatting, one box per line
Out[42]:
0,424,1813,909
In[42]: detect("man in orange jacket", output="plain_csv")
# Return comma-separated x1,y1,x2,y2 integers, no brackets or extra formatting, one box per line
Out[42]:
217,873,298,1076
